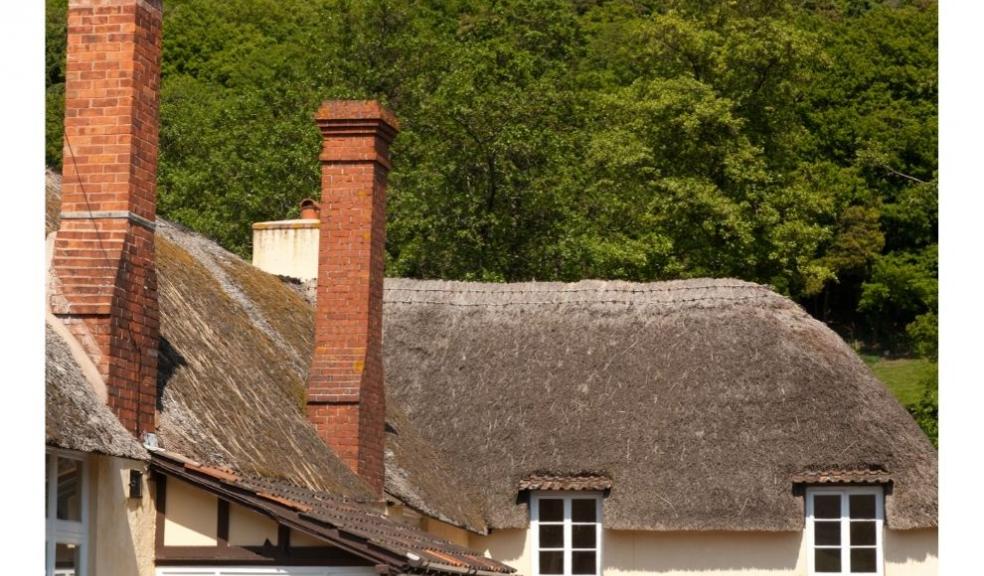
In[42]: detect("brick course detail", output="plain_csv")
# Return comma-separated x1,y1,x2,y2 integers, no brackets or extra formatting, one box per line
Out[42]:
307,101,399,495
50,0,163,438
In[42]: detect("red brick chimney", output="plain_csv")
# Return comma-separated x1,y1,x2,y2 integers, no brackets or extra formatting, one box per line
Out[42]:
49,0,163,438
307,101,398,495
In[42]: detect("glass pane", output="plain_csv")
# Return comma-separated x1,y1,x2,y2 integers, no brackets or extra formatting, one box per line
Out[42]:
815,521,841,546
814,495,841,519
851,548,877,573
57,457,82,522
55,542,79,576
46,456,50,519
539,551,563,575
539,499,563,522
539,524,563,548
850,521,876,546
572,551,596,575
850,494,876,519
572,499,597,523
573,524,596,548
815,548,842,573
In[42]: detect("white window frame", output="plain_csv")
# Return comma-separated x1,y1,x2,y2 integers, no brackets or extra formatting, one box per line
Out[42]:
805,486,884,576
155,567,378,575
46,448,90,576
530,492,603,576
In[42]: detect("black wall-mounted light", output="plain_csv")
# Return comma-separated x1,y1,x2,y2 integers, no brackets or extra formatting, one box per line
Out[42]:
129,470,143,499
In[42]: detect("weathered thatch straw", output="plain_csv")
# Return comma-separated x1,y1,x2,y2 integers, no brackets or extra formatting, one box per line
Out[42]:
381,279,938,531
153,220,372,497
45,172,936,532
45,173,487,531
46,323,148,460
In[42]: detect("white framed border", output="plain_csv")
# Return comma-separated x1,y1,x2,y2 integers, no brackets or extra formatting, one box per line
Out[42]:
45,448,90,576
156,567,378,576
805,486,884,576
530,491,604,576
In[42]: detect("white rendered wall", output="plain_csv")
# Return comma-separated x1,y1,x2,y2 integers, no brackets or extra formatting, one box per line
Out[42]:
470,527,937,576
89,455,156,576
251,220,320,281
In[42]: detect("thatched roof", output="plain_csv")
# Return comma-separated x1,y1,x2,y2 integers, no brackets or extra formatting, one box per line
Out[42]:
45,172,936,533
381,279,938,531
46,323,148,460
45,172,487,533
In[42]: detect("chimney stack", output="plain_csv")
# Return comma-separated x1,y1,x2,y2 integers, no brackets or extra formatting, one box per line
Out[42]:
50,0,163,438
307,101,398,495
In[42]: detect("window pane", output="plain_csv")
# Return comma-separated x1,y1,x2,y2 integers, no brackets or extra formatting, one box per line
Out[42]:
46,456,50,519
815,548,842,573
572,551,596,575
850,521,876,546
572,499,597,523
814,495,841,519
57,458,82,522
851,548,877,573
539,524,563,548
815,521,841,546
55,542,80,575
539,499,563,522
850,495,876,519
573,524,596,549
539,551,563,575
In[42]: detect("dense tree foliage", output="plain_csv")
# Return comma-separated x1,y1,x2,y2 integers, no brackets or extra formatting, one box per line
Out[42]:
46,0,937,431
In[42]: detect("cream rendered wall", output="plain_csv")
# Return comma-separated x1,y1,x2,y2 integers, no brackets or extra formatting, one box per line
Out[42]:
163,477,218,546
471,527,937,576
251,220,320,280
885,529,938,576
88,455,156,576
423,517,472,548
228,502,280,546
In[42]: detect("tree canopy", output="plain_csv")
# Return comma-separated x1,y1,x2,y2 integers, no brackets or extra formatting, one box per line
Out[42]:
45,0,937,361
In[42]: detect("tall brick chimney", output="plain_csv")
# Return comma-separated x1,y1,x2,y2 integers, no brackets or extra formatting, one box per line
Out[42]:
307,101,398,495
49,0,163,438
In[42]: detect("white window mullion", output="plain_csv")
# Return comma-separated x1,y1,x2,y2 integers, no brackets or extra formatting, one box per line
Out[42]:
841,490,850,575
46,452,56,576
595,497,603,576
563,498,572,576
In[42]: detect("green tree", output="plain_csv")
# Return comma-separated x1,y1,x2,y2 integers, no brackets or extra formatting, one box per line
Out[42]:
44,0,939,396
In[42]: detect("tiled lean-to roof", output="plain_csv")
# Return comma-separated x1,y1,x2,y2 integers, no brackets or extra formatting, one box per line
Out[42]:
152,450,513,575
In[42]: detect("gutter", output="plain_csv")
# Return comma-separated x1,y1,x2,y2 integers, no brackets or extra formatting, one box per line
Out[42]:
406,553,515,576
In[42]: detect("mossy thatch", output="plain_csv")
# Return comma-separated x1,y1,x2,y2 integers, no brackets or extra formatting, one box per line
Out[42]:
45,172,936,533
154,222,372,498
45,171,485,530
381,279,938,531
46,323,148,461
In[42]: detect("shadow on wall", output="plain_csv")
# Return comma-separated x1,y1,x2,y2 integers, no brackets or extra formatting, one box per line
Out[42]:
90,455,153,575
885,529,938,566
602,530,803,575
470,528,530,567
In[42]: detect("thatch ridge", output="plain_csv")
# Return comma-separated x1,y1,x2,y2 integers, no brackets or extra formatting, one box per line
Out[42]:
381,278,938,531
46,323,148,460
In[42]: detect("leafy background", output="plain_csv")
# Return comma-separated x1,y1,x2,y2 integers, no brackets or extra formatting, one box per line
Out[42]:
45,0,938,444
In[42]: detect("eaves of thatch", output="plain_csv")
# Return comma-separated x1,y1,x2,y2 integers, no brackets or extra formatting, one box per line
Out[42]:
381,279,938,532
46,322,148,461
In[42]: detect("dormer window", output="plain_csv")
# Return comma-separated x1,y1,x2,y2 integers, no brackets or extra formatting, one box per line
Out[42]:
531,493,602,576
806,486,885,575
